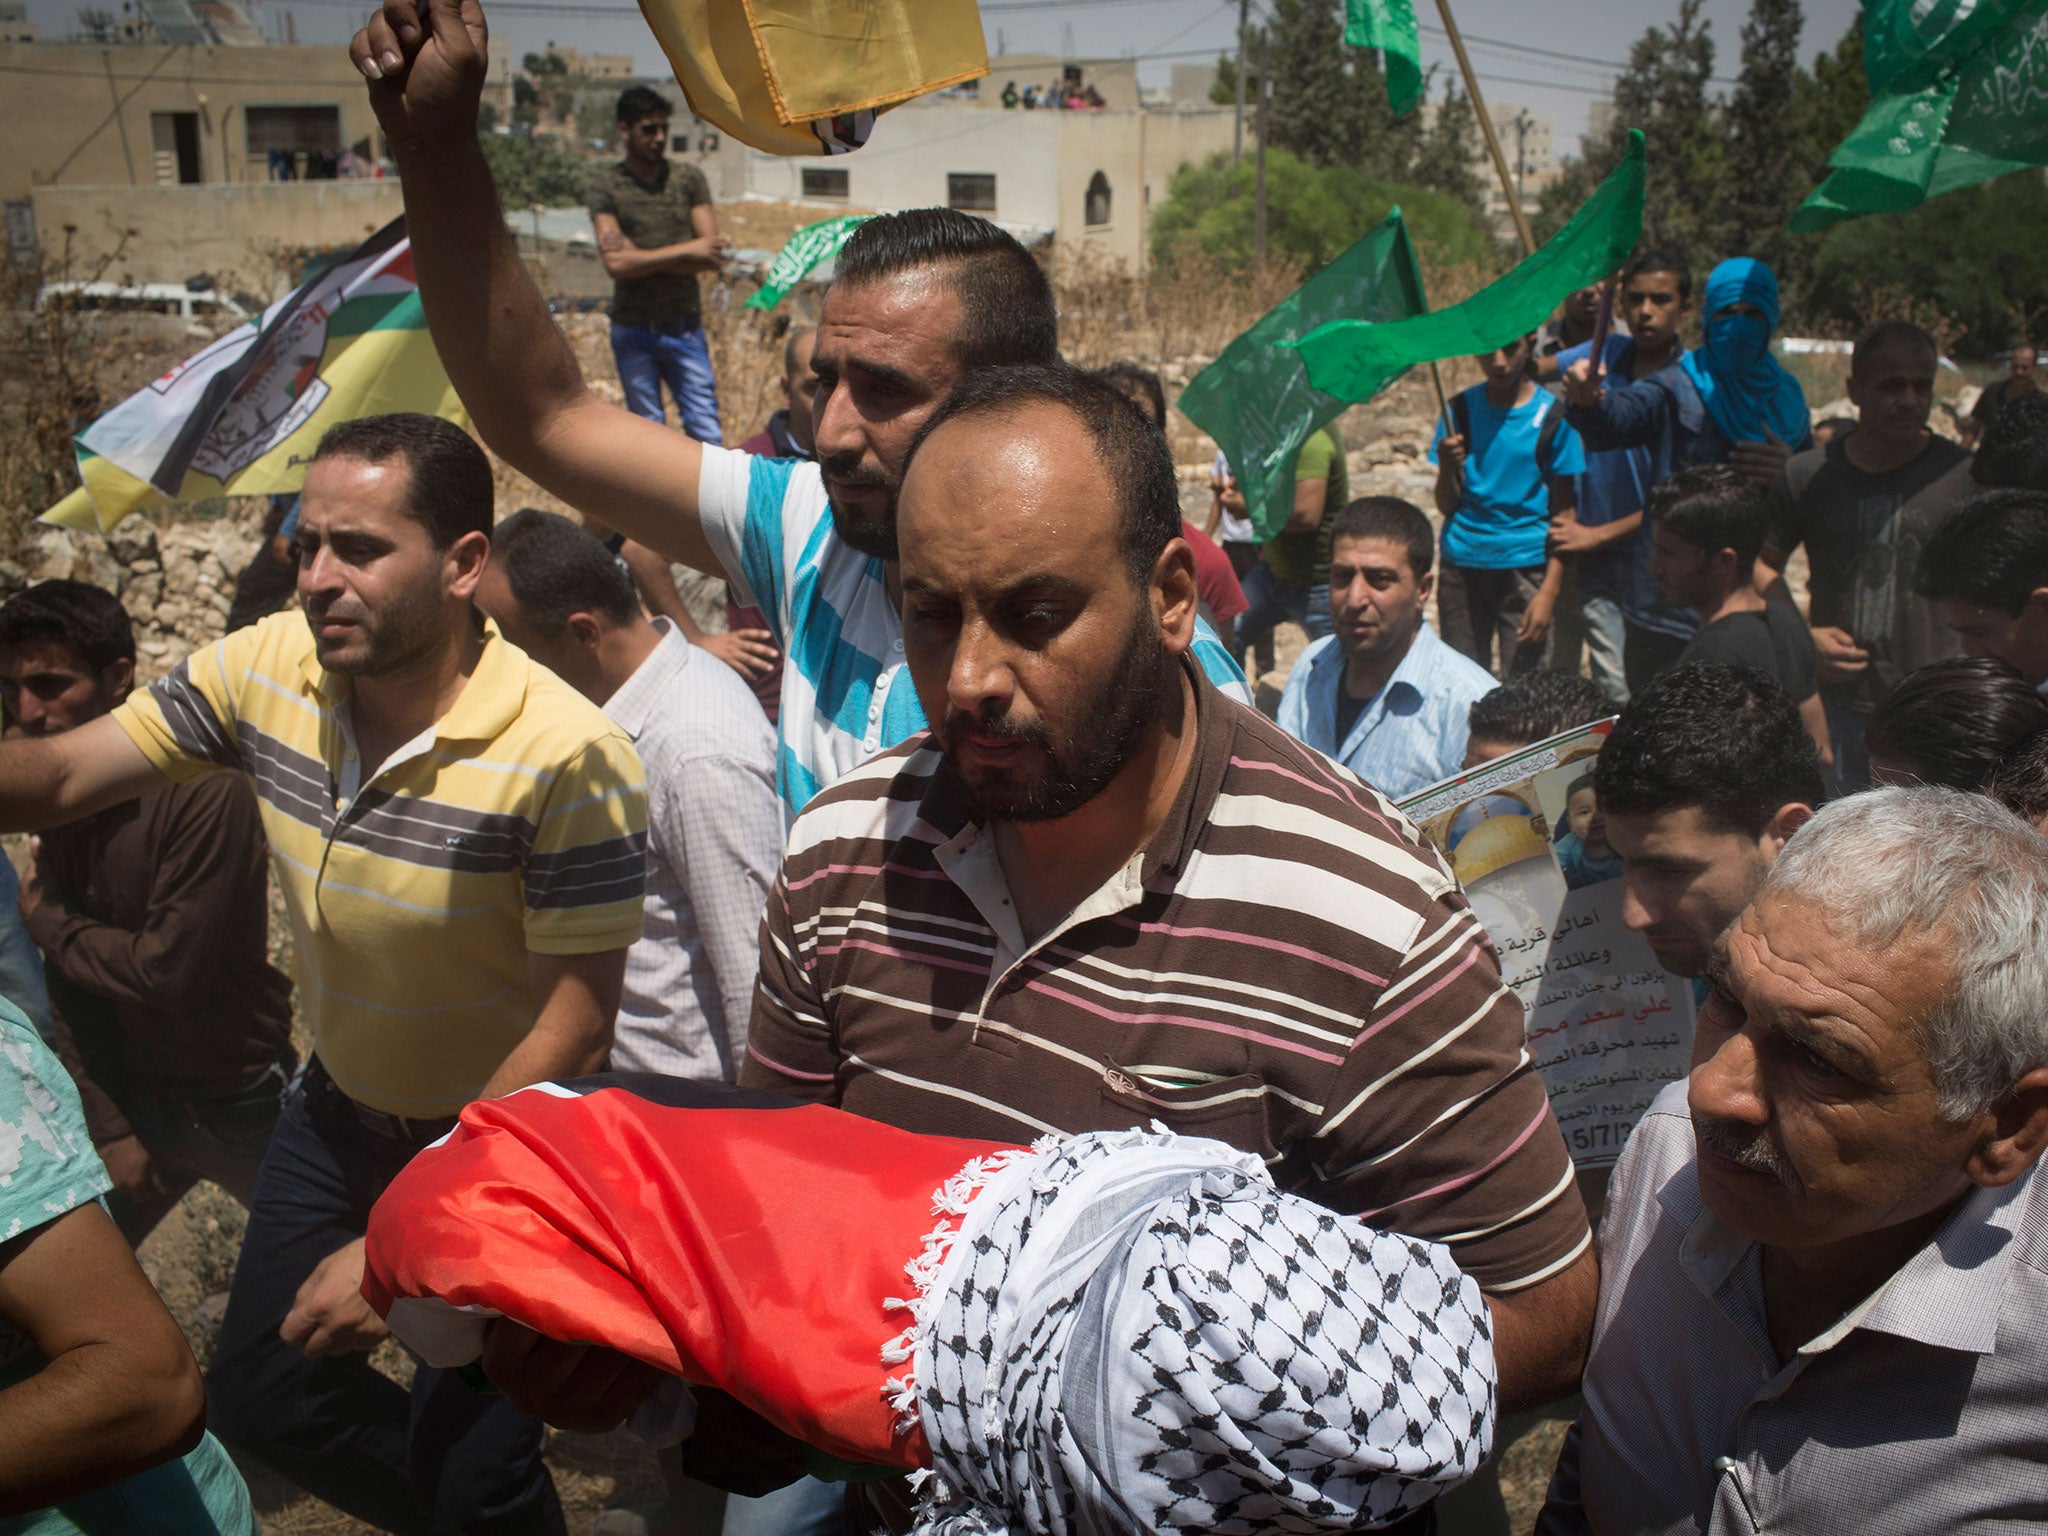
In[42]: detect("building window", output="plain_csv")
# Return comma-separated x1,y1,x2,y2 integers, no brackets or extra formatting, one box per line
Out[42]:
802,167,849,200
1085,170,1111,227
245,105,343,178
671,135,689,153
947,172,996,213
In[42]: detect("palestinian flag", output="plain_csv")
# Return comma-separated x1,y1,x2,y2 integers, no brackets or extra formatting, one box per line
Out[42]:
362,1077,1499,1535
363,1075,1022,1470
42,217,466,533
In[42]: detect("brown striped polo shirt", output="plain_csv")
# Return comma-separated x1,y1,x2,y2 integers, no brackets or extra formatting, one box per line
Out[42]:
741,667,1589,1292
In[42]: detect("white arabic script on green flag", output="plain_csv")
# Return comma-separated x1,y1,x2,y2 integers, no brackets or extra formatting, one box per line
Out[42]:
744,214,871,311
1286,131,1645,402
1791,0,2048,231
1344,0,1423,116
1175,212,1429,543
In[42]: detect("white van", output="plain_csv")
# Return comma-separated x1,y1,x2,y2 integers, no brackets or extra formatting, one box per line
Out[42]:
34,281,252,322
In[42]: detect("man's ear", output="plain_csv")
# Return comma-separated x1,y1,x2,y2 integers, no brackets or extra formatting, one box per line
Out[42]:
1759,801,1814,860
1966,1067,2048,1188
564,612,605,651
446,531,491,600
1416,568,1435,605
1151,538,1199,656
103,656,136,703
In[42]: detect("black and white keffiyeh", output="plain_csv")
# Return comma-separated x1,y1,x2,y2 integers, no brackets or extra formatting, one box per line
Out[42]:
892,1128,1496,1536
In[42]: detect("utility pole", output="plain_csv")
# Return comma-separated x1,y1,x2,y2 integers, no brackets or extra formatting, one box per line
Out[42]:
1253,35,1268,274
1434,0,1536,255
1232,0,1249,164
1513,109,1529,214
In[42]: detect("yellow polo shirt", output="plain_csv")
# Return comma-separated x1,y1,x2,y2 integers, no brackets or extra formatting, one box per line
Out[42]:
113,611,648,1117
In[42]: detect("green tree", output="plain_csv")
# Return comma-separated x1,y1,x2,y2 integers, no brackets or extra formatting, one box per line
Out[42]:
1804,173,2048,357
1210,43,1263,106
481,131,590,208
1537,0,1722,253
1720,0,1806,274
1793,13,1868,186
1149,147,1492,276
1411,73,1483,220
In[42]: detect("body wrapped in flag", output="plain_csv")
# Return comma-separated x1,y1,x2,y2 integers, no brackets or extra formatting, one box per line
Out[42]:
363,1077,1497,1535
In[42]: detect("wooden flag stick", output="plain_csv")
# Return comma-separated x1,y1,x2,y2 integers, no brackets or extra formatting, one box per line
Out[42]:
1433,0,1537,257
1429,359,1454,438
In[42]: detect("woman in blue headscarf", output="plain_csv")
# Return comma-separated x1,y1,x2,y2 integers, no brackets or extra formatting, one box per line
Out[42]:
1679,258,1813,452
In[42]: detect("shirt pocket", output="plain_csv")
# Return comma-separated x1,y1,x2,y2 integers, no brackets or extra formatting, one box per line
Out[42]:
1098,1058,1276,1161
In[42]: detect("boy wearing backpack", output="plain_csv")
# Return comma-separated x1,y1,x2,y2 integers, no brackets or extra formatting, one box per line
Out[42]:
1432,333,1586,676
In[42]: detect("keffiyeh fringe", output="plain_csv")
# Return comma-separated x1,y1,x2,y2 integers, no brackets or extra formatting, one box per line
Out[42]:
881,1139,1053,1435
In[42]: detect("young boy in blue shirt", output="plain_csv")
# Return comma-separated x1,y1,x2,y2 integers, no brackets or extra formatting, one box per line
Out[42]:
1432,332,1587,676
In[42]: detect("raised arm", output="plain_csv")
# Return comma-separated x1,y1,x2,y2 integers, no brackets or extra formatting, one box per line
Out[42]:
0,715,163,835
350,0,720,574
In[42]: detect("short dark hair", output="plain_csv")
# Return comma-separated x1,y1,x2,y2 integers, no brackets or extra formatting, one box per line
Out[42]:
1595,664,1824,838
906,363,1179,586
489,509,639,635
1990,724,2048,824
1649,462,1769,570
834,209,1058,369
313,413,494,550
1622,248,1691,302
1973,391,2048,491
1094,362,1166,430
1467,669,1610,751
616,86,670,125
0,580,135,674
1326,497,1434,579
1915,488,2048,613
1851,319,1937,376
1866,656,2048,791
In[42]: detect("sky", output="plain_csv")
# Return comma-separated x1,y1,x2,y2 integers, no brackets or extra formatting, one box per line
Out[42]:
23,0,1868,152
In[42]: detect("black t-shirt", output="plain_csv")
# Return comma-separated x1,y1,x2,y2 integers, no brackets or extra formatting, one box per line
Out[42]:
1333,684,1372,747
1768,431,1970,710
1673,599,1819,703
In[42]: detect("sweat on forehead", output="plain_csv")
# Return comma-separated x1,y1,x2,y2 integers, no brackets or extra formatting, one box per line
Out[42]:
899,365,1182,582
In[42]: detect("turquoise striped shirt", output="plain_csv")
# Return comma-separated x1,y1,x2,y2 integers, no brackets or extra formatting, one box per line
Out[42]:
699,447,1252,818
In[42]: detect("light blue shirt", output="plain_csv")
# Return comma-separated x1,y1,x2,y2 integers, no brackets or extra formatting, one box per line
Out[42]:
1276,622,1498,800
1429,385,1586,570
698,447,1253,818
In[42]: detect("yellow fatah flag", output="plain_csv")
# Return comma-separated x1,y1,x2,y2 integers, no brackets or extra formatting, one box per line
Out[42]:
642,0,988,156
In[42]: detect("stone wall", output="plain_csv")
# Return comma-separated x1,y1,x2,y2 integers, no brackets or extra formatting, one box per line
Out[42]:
3,509,264,684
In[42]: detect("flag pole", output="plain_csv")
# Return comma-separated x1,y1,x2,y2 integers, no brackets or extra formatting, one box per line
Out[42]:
1429,360,1453,438
1433,0,1536,257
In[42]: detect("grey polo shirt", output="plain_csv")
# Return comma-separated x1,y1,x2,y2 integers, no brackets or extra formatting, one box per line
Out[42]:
1538,1078,2048,1535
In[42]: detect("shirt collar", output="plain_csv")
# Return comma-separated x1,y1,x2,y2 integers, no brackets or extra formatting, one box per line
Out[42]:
1666,1137,2038,1358
1314,621,1436,715
298,613,527,745
602,619,692,738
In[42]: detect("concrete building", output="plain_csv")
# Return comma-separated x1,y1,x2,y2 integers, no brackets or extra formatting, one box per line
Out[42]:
3,41,386,197
703,91,1236,269
1471,101,1557,241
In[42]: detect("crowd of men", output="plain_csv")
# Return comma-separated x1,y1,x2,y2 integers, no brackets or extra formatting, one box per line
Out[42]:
2,4,2048,1534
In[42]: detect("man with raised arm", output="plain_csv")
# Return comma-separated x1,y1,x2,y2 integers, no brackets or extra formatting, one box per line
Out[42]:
0,413,648,1532
348,0,1248,818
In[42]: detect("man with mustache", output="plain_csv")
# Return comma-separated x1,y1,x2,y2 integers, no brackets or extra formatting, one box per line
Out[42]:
476,368,1599,1535
346,0,1247,821
0,413,649,1532
744,366,1597,1512
1595,664,1823,981
1538,787,2048,1533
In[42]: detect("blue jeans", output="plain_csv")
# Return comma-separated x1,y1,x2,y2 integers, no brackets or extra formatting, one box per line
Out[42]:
208,1063,562,1536
1581,594,1628,706
0,857,49,1037
611,321,723,443
1236,560,1332,661
1826,703,1870,797
720,1477,844,1536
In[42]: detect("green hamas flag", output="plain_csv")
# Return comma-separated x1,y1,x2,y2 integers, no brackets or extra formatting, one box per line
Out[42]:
1791,0,2048,232
1287,130,1644,402
744,214,870,311
1345,0,1423,116
1176,212,1429,543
